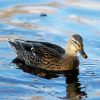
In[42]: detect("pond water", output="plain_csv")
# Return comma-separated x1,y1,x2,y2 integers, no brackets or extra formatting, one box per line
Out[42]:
0,0,100,100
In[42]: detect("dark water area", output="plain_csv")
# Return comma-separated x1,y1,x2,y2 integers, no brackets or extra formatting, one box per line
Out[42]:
0,0,100,100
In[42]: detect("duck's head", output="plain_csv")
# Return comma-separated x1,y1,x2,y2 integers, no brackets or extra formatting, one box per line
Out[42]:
67,34,88,59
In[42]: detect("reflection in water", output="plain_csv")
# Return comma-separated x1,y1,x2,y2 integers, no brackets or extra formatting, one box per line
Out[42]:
66,74,87,100
0,5,57,19
13,58,87,99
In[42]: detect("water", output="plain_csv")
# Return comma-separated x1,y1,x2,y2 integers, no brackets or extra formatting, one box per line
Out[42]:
0,0,100,100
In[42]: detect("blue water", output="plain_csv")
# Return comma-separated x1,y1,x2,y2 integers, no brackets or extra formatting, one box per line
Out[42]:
0,0,100,100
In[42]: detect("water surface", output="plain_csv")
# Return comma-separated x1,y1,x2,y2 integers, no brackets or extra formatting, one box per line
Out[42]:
0,0,100,100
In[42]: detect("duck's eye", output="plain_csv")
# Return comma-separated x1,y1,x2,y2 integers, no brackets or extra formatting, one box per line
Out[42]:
74,41,77,44
72,39,79,45
74,41,80,46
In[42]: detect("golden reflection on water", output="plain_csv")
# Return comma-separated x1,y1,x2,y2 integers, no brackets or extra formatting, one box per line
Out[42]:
0,4,66,35
67,15,100,26
0,4,58,19
0,0,99,19
0,3,59,34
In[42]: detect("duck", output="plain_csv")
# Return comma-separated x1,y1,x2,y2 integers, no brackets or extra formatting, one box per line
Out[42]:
8,34,88,71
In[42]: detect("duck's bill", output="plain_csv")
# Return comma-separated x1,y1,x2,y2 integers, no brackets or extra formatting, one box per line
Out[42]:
79,50,88,59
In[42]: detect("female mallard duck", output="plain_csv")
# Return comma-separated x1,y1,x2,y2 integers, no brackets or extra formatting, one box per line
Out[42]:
9,34,88,71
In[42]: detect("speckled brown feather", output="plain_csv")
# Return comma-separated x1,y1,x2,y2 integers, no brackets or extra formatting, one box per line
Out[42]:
9,38,79,71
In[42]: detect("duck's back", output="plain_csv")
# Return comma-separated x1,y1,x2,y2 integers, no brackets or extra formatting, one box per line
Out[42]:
25,40,65,55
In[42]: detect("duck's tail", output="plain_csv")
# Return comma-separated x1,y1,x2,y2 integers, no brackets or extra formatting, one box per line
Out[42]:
8,34,16,47
8,33,22,49
8,34,25,51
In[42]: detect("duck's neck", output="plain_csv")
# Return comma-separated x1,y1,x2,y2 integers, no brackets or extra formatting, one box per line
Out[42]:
65,42,78,57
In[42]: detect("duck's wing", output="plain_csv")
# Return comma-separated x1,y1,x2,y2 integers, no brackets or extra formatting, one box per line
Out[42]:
9,39,64,66
25,40,65,55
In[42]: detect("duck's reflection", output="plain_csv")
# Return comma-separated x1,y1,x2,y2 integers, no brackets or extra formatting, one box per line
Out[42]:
12,58,87,100
65,71,87,100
